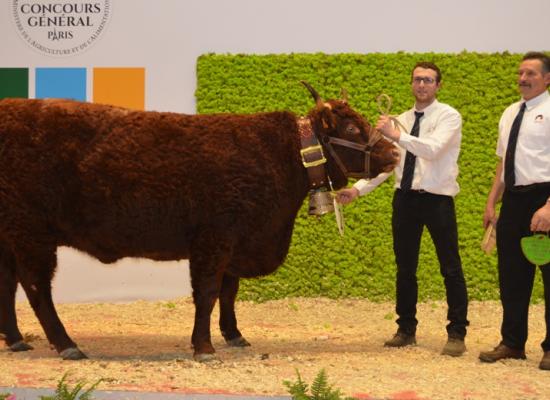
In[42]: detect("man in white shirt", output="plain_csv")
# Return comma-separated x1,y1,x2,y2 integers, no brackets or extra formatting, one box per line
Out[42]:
479,52,550,371
337,62,469,357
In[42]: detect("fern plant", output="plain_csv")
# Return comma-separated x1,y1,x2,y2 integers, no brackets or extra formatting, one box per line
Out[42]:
284,369,356,400
39,373,102,400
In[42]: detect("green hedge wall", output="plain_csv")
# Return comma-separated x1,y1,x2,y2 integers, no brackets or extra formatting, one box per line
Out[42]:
196,52,547,302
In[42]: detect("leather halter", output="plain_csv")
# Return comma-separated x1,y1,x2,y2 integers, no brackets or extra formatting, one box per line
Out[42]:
324,127,383,179
298,117,382,190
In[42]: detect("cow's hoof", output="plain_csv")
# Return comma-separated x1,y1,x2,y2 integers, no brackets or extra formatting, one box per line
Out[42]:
226,336,251,347
10,340,34,352
193,353,220,363
60,347,88,360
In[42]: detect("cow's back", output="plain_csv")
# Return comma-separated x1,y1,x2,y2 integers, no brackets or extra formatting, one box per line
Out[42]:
0,99,308,264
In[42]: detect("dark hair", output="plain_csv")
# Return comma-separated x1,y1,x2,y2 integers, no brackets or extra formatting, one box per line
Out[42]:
412,61,442,83
522,51,550,74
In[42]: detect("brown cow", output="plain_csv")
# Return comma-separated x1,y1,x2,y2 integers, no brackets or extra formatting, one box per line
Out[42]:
0,84,399,361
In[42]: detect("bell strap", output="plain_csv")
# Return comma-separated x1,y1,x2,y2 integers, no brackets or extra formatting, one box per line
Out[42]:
298,117,328,190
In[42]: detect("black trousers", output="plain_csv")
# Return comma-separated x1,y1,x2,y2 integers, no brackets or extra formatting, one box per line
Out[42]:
497,186,550,352
392,189,469,338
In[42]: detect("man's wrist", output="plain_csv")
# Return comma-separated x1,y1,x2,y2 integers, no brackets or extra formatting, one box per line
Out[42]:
392,128,401,142
352,181,366,196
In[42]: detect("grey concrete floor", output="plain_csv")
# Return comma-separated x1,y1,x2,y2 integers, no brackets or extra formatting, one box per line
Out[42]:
0,386,290,400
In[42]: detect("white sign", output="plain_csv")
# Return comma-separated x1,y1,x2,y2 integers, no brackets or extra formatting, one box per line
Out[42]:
11,0,111,57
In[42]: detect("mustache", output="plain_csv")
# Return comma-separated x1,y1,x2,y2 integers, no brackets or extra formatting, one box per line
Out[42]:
519,82,531,87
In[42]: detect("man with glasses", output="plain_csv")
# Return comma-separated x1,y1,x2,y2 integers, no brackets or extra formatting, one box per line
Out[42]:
337,61,469,357
479,52,550,370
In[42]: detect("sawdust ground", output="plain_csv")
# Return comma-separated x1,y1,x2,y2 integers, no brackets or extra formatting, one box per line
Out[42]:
1,298,549,400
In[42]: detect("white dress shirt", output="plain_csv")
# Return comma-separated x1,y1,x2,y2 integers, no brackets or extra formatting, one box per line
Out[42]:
497,90,550,186
354,99,462,197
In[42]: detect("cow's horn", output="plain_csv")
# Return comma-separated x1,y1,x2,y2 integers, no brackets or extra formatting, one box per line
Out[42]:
340,88,349,103
301,81,324,108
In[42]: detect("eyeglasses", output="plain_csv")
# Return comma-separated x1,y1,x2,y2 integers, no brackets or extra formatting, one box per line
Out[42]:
412,76,436,84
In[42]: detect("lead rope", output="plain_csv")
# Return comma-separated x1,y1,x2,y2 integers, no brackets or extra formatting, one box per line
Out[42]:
328,177,345,236
329,94,404,237
328,94,398,237
376,93,410,134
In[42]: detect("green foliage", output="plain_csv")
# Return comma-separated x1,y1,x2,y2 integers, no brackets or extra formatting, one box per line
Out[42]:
0,393,13,400
284,369,356,400
163,301,177,309
196,52,548,302
39,373,102,400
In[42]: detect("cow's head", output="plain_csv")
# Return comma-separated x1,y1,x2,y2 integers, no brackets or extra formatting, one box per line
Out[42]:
302,82,400,190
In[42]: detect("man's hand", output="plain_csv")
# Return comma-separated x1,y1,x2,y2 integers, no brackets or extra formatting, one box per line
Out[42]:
336,187,359,205
375,115,400,142
530,202,550,232
483,204,498,229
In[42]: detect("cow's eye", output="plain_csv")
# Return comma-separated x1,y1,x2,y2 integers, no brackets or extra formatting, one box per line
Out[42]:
345,124,360,135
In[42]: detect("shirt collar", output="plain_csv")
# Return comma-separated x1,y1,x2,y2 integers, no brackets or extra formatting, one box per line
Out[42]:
523,90,549,111
414,99,439,116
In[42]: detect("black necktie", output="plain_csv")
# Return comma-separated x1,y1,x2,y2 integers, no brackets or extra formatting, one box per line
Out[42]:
504,102,526,189
400,111,424,191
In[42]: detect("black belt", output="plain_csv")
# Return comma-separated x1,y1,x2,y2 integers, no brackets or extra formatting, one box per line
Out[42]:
507,182,550,193
397,188,428,194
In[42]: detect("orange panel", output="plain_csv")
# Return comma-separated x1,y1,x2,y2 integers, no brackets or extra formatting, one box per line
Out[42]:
93,67,145,110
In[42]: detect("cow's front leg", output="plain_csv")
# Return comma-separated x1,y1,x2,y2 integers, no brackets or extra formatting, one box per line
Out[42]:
189,235,233,362
16,245,86,360
0,244,33,352
191,288,218,362
219,272,250,347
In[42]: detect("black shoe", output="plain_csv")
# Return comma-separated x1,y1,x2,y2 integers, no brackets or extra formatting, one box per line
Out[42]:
479,343,526,363
540,351,550,371
384,332,416,348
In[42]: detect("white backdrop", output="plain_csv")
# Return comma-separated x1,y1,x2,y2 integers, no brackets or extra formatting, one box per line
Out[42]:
2,0,549,303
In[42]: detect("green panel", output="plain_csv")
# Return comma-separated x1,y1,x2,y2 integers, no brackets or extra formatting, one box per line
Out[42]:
0,68,29,99
196,52,549,302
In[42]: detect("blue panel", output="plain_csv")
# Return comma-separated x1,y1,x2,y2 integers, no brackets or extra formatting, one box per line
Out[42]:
35,68,86,101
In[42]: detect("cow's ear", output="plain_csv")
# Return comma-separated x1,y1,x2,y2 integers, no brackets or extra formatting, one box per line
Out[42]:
320,104,335,129
321,115,333,129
